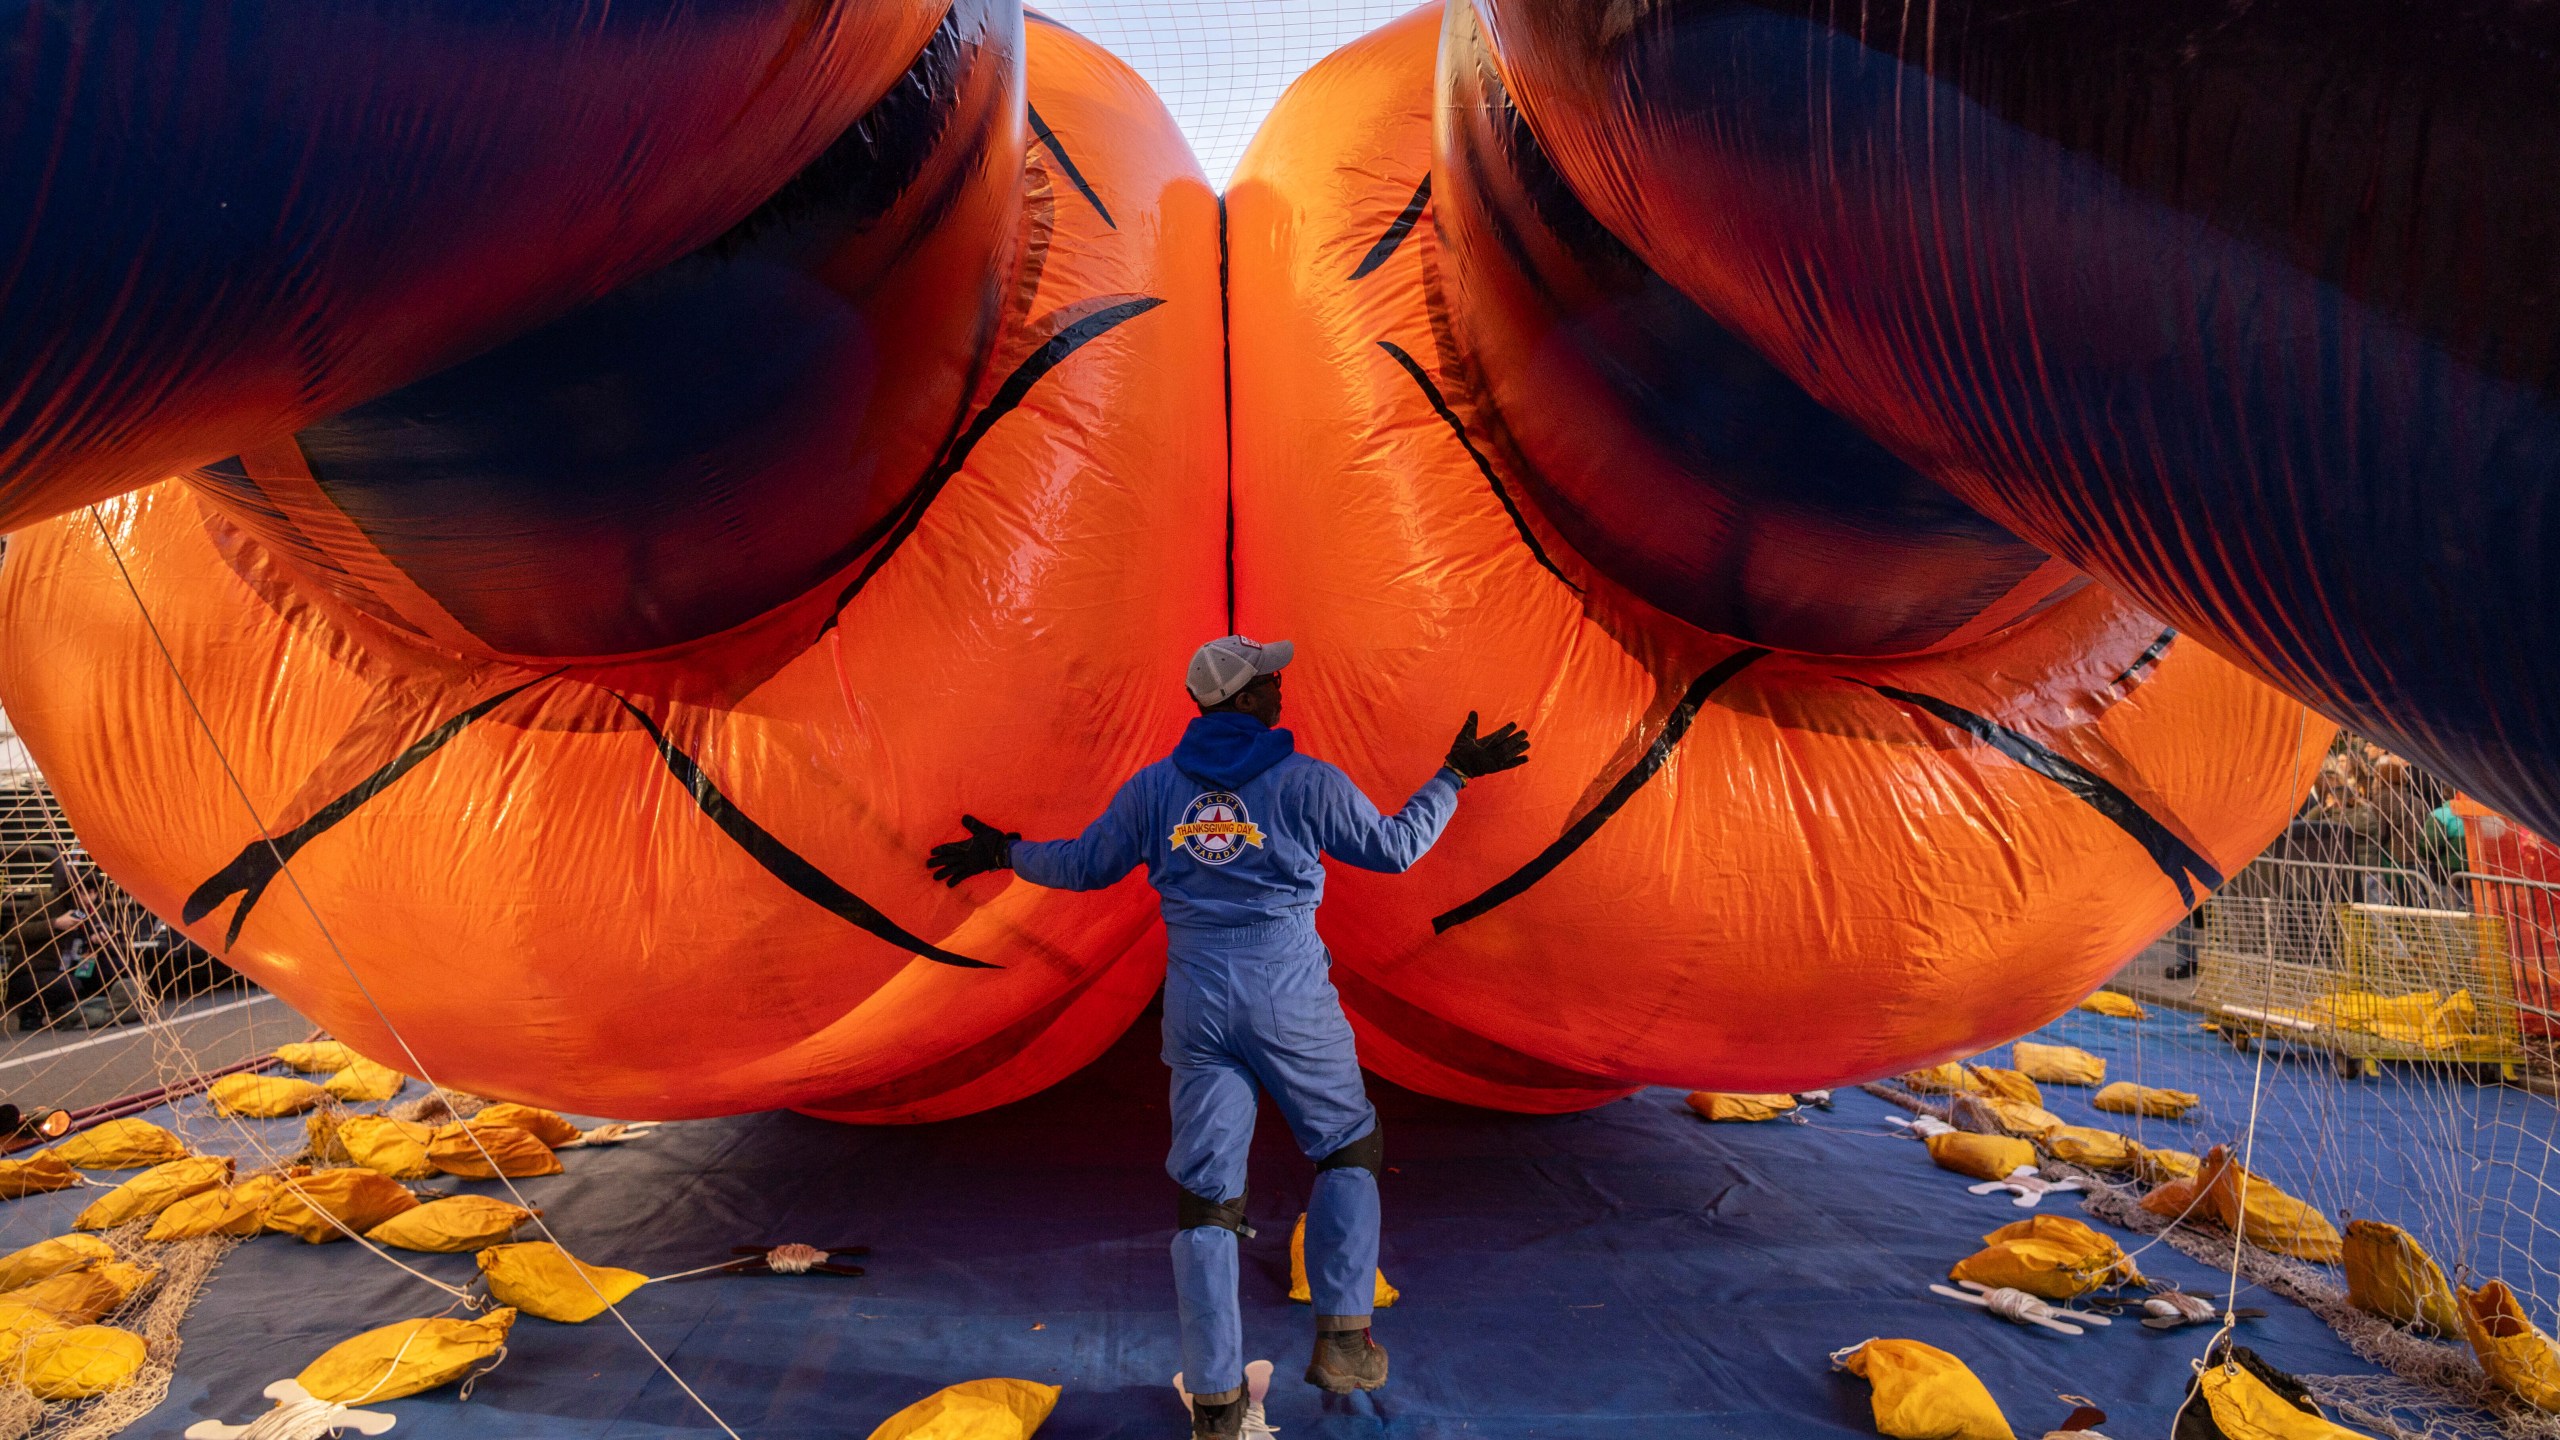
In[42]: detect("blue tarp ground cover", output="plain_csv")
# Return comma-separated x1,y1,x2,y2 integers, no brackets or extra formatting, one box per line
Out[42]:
10,999,2523,1437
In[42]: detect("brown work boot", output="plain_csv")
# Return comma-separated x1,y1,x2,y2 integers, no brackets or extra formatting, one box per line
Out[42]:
1306,1325,1389,1392
1189,1393,1245,1439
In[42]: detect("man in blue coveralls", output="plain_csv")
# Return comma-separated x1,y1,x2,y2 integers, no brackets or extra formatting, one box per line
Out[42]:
927,635,1529,1439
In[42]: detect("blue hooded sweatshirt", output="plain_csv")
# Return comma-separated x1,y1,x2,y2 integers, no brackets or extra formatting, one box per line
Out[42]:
1011,713,1465,935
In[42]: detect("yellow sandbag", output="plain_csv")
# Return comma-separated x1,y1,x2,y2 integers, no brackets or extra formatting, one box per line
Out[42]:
74,1156,233,1230
0,1301,64,1369
46,1118,185,1171
2463,1280,2560,1412
476,1242,646,1323
273,1040,360,1074
325,1060,409,1103
2138,1147,2203,1185
864,1378,1062,1440
1950,1215,2139,1300
147,1172,297,1241
296,1307,517,1403
1964,1067,2044,1107
2041,1126,2142,1173
0,1236,114,1293
2092,1081,2200,1119
19,1324,146,1401
1683,1092,1798,1123
265,1169,421,1244
2076,991,2147,1019
1835,1338,2015,1440
1285,1214,1398,1308
209,1072,331,1118
2343,1220,2461,1335
6,1261,153,1322
0,1154,80,1200
429,1122,563,1179
1899,1063,1984,1095
2195,1147,2344,1263
1923,1132,2036,1183
473,1104,583,1148
2010,1043,2105,1087
2195,1357,2376,1439
1956,1096,2064,1138
337,1115,438,1180
306,1109,352,1165
367,1196,538,1254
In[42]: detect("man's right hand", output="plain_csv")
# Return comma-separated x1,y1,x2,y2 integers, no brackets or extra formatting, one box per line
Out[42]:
927,815,1019,887
1446,711,1531,779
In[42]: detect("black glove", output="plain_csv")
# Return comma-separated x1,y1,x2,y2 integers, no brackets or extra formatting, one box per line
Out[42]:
1445,711,1530,779
928,815,1019,887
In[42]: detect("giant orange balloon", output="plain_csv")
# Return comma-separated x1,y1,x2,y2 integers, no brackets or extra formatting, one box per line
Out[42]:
1225,2,2329,1112
0,10,1224,1122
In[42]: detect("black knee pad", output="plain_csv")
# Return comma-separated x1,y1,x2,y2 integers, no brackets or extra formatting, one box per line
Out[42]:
1316,1124,1383,1177
1178,1186,1255,1238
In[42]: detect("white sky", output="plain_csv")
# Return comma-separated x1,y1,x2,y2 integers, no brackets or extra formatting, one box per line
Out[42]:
1035,1,1424,188
0,705,33,780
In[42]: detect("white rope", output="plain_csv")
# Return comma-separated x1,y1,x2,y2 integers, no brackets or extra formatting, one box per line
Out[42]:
763,1242,826,1275
86,507,746,1440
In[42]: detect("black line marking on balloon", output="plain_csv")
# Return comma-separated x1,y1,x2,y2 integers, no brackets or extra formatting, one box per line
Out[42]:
1027,103,1115,229
1219,194,1237,632
2110,627,2178,689
1375,339,1581,594
614,698,996,969
1862,683,2223,906
183,672,563,948
1351,174,1432,280
1433,648,1769,933
823,295,1165,630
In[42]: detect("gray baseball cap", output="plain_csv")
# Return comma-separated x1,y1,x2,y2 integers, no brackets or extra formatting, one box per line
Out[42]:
1187,634,1294,706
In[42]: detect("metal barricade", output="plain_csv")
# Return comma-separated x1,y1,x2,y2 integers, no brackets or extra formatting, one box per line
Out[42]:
2195,859,2523,1078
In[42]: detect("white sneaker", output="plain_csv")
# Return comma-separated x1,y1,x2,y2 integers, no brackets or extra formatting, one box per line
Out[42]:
1243,1359,1278,1436
1172,1361,1279,1437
